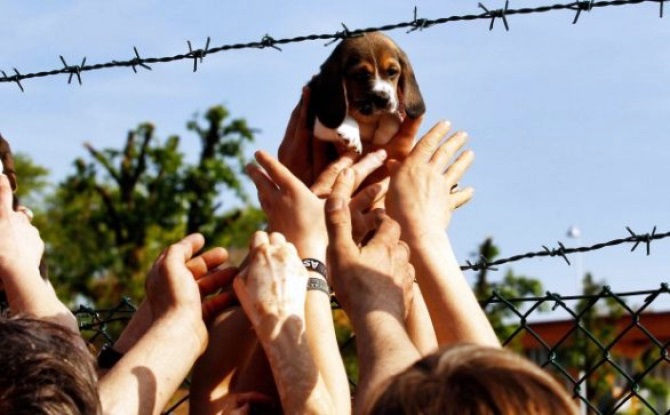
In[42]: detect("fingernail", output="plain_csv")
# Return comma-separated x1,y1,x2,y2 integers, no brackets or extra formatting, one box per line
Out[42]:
373,149,387,161
326,197,345,212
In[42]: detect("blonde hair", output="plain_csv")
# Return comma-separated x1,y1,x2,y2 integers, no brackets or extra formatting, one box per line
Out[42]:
367,343,578,415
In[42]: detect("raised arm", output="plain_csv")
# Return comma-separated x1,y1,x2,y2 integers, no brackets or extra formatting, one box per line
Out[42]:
325,168,421,414
98,234,236,415
234,231,335,415
245,148,389,415
0,172,79,335
386,121,499,348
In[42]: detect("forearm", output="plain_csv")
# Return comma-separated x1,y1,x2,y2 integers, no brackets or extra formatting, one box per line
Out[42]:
257,315,335,415
99,318,204,415
301,244,351,415
305,288,351,415
406,231,499,347
190,307,263,415
405,284,437,355
3,266,80,335
350,309,420,415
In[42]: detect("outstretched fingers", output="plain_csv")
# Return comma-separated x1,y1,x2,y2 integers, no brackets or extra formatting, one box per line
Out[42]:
253,150,302,191
407,120,451,163
429,131,468,171
166,233,206,267
187,247,229,280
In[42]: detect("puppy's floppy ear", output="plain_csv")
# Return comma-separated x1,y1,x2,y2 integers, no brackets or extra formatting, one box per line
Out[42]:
397,48,425,119
308,46,347,129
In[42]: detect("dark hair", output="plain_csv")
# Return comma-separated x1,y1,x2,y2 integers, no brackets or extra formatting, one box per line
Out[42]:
0,317,100,415
367,343,578,415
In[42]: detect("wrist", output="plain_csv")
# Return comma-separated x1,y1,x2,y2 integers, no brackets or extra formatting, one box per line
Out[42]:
293,241,327,262
349,301,406,328
402,227,448,248
113,301,151,354
152,313,208,353
255,312,306,341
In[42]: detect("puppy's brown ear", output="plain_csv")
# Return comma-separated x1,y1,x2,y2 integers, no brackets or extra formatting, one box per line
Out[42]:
309,47,347,129
398,48,425,119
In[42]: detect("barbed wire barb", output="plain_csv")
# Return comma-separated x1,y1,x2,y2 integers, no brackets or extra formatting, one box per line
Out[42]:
627,225,657,255
542,241,572,265
2,69,24,92
59,55,86,85
325,23,360,47
660,0,666,18
479,0,510,31
407,6,431,33
129,46,152,73
187,37,211,72
572,0,595,24
257,34,282,51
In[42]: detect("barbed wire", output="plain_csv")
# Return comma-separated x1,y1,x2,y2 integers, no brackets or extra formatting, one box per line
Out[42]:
461,226,669,271
1,0,665,91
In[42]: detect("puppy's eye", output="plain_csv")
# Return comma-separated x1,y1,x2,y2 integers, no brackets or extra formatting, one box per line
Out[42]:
387,68,399,77
356,71,372,81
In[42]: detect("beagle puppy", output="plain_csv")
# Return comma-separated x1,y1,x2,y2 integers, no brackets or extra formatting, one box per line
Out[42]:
307,31,425,153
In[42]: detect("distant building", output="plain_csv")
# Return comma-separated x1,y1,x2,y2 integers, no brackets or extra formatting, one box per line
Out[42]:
518,311,670,413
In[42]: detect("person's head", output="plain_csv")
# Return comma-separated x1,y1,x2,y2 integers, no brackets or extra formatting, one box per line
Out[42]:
367,343,578,415
0,317,100,415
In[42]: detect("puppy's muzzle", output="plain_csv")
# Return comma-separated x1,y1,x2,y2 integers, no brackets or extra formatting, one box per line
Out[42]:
358,92,394,116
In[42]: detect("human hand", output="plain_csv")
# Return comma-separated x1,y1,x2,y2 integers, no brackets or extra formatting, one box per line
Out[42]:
386,121,474,242
247,149,388,256
233,232,308,339
0,175,43,278
325,169,415,320
278,86,339,188
144,234,237,353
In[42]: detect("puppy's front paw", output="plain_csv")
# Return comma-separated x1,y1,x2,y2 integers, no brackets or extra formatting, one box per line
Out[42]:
336,124,362,153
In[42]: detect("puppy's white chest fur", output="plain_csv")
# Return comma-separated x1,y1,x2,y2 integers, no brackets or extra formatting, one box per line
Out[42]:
314,113,401,153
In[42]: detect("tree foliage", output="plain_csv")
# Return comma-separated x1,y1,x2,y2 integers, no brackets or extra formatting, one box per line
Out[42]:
473,237,545,342
37,106,265,306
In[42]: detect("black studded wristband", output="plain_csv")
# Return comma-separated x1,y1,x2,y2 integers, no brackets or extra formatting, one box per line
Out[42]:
302,258,328,282
306,277,330,295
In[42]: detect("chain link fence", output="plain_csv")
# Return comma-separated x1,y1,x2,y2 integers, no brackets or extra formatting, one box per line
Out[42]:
77,282,670,414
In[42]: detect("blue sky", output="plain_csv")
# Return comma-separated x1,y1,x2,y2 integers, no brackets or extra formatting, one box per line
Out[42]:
2,1,669,302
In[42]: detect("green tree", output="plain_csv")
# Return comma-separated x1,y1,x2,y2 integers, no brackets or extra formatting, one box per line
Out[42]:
41,105,265,306
474,237,545,343
13,153,50,207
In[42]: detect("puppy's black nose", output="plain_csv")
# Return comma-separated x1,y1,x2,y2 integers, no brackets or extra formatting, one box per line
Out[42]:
372,93,390,109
